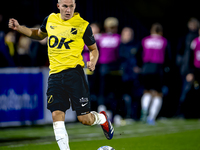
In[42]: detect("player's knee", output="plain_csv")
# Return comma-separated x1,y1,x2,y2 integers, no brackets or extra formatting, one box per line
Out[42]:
150,90,162,97
143,90,151,95
77,114,93,126
52,110,65,122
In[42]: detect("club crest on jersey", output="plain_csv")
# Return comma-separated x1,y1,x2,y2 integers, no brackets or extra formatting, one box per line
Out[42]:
47,95,54,104
71,28,77,35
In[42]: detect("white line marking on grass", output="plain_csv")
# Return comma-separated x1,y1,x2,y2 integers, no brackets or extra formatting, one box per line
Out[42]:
8,144,26,148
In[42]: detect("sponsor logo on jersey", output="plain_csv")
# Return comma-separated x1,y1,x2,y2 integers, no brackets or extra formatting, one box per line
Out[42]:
48,35,74,49
50,26,57,29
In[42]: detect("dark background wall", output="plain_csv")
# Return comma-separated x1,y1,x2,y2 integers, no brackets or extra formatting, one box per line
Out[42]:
2,0,200,39
2,0,200,59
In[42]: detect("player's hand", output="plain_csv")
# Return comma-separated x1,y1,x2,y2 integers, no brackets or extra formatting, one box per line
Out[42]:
186,73,194,82
8,18,20,31
87,61,96,71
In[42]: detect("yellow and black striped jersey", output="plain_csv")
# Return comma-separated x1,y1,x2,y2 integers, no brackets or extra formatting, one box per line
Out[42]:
40,12,95,75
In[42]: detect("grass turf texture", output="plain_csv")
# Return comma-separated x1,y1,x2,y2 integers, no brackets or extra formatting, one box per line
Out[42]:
0,119,200,150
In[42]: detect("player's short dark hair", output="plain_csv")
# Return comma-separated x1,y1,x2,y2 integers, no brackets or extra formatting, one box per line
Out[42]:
151,23,163,34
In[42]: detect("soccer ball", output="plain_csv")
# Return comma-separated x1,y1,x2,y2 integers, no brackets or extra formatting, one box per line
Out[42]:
97,146,115,150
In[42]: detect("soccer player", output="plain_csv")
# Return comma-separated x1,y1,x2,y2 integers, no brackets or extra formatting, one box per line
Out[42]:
96,17,121,111
175,18,199,118
140,23,171,125
182,27,200,116
8,0,114,149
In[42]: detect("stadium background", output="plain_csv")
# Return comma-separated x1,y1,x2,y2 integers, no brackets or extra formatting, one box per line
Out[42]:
0,0,200,127
2,0,200,40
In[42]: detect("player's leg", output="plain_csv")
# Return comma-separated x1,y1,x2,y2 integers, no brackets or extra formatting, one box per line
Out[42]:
77,112,105,125
74,94,114,140
71,65,114,140
95,111,114,140
147,91,163,125
147,72,163,125
52,110,70,150
141,91,152,111
77,111,114,140
140,74,152,122
47,73,71,150
140,90,152,122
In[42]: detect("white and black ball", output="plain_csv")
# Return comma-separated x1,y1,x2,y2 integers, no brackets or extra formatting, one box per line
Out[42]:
97,146,115,150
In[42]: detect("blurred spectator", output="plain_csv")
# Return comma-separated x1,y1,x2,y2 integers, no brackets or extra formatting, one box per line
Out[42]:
82,22,101,66
91,22,101,39
4,23,48,68
5,31,16,57
119,27,142,120
16,34,32,67
176,26,200,118
29,25,48,67
2,12,17,67
30,38,48,67
95,17,121,115
189,27,200,85
2,31,16,67
140,23,171,125
175,18,199,118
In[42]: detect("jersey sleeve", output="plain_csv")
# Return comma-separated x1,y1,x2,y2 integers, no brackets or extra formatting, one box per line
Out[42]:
40,16,49,33
83,24,96,46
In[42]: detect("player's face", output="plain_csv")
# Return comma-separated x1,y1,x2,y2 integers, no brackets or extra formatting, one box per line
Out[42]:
57,0,76,21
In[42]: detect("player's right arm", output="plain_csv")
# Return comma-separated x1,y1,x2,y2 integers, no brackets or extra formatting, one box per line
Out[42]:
8,18,47,40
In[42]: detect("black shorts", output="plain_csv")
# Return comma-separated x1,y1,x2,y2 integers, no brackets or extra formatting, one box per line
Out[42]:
142,74,163,92
46,65,90,116
141,63,163,92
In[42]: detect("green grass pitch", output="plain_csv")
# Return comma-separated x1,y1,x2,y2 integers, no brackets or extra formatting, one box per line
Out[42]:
0,119,200,150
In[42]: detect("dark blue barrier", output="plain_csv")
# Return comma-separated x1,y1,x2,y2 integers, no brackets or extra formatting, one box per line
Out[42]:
0,72,43,125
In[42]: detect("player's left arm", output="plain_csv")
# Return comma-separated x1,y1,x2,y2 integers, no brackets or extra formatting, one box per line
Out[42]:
87,43,99,71
83,24,99,71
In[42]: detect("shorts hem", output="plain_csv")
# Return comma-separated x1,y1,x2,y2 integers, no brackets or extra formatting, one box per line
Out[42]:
76,107,91,116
